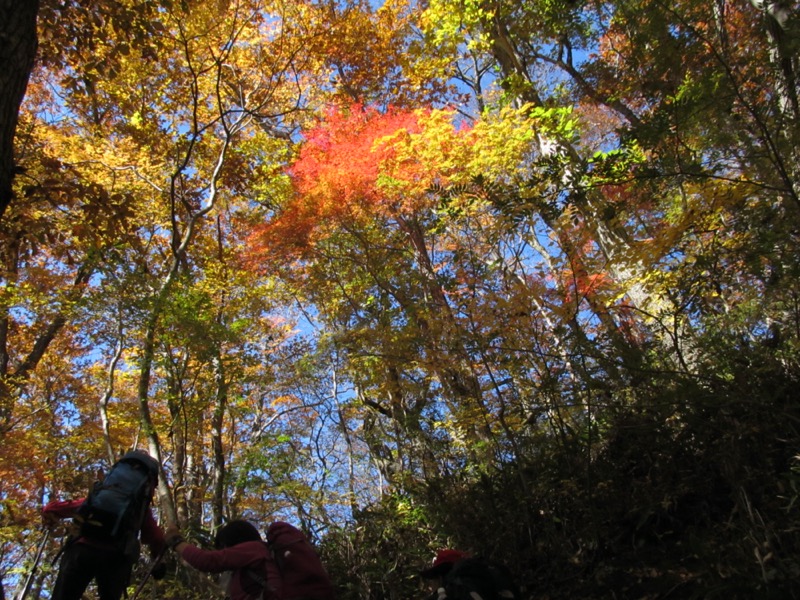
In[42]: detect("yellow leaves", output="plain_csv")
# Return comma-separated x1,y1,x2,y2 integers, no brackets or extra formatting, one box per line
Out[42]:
467,104,540,179
271,394,302,408
273,101,546,240
369,103,543,214
129,111,143,129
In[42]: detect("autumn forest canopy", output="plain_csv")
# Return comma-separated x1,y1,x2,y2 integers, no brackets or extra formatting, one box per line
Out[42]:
1,0,800,597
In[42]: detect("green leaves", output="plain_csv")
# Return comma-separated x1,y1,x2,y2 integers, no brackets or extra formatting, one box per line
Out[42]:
585,141,645,185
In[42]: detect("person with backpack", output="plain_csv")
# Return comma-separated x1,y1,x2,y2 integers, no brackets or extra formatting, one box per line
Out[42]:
165,519,335,600
420,549,470,599
420,549,519,600
42,449,167,600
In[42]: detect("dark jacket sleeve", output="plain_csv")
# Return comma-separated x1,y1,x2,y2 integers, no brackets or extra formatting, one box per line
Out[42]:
140,508,166,556
42,498,85,518
179,541,281,600
179,540,266,573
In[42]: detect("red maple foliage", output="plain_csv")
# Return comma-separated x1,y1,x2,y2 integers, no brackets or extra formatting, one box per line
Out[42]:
246,103,427,267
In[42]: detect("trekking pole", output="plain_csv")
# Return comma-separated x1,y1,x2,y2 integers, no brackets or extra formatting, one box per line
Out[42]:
15,528,51,600
129,549,166,600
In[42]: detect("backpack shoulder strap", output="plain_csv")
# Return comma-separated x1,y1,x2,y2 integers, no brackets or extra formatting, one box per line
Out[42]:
243,542,280,600
244,567,267,600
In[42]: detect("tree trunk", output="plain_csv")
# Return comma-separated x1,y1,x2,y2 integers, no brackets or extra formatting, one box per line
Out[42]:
0,0,39,220
211,354,227,527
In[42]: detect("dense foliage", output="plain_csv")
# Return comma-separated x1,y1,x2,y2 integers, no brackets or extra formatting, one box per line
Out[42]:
1,0,800,598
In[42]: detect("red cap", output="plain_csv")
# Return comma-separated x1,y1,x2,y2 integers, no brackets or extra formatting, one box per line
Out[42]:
420,549,470,578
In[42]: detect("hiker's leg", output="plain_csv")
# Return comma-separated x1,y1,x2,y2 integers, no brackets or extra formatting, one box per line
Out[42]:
94,551,134,600
50,544,95,600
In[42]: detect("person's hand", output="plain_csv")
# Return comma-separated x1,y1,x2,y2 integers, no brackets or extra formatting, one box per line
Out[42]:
42,511,59,529
165,525,185,550
151,561,167,580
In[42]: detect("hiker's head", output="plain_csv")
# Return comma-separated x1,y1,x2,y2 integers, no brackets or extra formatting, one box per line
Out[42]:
421,548,470,579
215,520,262,549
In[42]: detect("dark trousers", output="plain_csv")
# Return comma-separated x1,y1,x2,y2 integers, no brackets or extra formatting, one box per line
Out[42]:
51,541,134,600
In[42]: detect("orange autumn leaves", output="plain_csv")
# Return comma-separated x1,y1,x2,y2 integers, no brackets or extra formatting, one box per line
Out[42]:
246,103,462,264
244,101,617,312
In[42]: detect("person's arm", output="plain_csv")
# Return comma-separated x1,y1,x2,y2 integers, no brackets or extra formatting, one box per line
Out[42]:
181,542,260,573
140,509,167,556
165,526,262,574
42,498,85,521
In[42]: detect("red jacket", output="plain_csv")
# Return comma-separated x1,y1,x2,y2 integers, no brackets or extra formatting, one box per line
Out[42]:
42,497,166,556
178,540,280,600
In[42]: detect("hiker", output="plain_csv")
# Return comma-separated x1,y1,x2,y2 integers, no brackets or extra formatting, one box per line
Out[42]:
165,519,335,600
421,549,518,600
42,449,167,600
421,549,470,599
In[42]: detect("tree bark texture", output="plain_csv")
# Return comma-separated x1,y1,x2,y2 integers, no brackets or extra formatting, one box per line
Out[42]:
0,0,39,220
